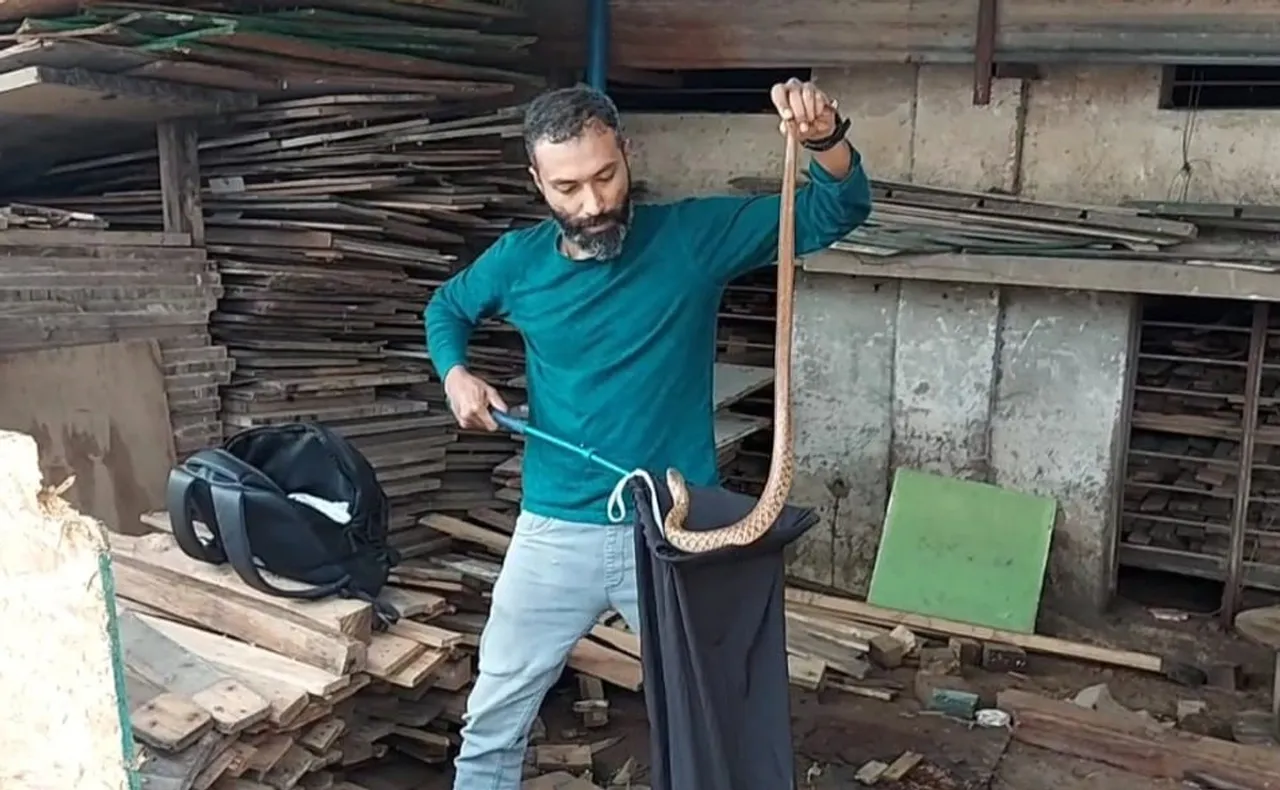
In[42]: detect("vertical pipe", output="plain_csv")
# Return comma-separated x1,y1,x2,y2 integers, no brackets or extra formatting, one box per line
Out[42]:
973,0,997,105
587,0,610,91
1222,302,1268,627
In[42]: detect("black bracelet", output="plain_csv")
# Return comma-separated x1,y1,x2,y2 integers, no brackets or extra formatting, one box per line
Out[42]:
803,112,852,153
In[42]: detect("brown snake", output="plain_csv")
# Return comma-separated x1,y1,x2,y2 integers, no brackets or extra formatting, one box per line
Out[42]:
661,128,800,553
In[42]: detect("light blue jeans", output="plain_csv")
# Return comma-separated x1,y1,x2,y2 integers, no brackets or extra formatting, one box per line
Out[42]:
452,511,641,790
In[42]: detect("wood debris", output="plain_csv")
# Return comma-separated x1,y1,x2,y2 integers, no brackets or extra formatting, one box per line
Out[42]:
0,202,106,230
116,507,642,789
999,688,1280,789
785,586,1207,684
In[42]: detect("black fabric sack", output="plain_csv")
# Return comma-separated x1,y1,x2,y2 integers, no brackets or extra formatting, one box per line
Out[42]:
166,422,399,621
628,477,818,790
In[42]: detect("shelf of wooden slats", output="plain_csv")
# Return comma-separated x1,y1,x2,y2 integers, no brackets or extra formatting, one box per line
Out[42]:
717,267,776,497
1119,297,1280,592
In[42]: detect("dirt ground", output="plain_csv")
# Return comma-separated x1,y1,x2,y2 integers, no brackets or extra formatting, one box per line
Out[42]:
526,595,1278,789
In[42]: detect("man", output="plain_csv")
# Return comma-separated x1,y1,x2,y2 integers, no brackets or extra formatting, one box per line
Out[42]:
424,78,871,789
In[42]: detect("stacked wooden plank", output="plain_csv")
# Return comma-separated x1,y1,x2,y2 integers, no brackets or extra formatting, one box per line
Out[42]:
1119,296,1280,585
728,174,1201,259
0,2,550,529
115,508,642,789
1120,298,1251,573
410,376,525,515
489,362,774,509
0,213,229,456
0,4,543,104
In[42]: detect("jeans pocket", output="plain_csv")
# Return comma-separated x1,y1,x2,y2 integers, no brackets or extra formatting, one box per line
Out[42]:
515,512,558,536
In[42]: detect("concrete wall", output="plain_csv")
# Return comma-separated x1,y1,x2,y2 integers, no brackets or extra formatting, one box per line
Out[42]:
623,63,1271,612
626,64,1280,203
784,276,1134,612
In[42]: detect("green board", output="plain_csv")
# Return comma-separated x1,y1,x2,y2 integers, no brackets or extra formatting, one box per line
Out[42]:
867,468,1057,634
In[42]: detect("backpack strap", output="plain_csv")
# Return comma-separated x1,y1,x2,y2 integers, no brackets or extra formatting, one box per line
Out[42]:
167,453,229,565
168,450,351,601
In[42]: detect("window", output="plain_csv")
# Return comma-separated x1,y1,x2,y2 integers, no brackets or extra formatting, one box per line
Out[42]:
608,68,812,113
1160,64,1280,110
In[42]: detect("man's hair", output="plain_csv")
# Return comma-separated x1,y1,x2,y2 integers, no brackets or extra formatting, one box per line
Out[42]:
523,84,623,163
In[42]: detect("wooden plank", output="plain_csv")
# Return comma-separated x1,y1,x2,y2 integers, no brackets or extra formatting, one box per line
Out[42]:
533,0,1280,67
567,638,642,692
135,611,347,699
713,362,774,410
0,66,253,119
785,588,1187,677
126,522,374,641
0,339,177,535
110,541,366,675
118,610,272,734
158,120,206,246
998,689,1280,788
802,250,1280,302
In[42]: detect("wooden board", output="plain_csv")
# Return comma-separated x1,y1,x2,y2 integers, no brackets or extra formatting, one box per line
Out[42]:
0,430,135,789
713,362,774,410
0,339,177,535
533,0,1280,67
999,688,1280,789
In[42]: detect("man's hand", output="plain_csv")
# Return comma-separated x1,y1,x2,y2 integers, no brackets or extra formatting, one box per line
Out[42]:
443,366,508,431
769,78,838,141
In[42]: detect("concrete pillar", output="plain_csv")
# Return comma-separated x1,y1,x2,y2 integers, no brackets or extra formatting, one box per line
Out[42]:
989,288,1135,611
790,271,898,594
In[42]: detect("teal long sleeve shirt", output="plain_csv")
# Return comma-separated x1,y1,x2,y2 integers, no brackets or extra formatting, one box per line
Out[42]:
425,149,872,524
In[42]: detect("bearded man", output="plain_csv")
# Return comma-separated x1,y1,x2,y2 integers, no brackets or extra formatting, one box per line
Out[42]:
424,78,872,790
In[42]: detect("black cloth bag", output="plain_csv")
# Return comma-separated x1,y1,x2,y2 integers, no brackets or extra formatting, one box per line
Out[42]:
628,477,818,790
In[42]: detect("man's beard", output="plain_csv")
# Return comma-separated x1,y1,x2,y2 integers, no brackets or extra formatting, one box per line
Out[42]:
552,196,633,261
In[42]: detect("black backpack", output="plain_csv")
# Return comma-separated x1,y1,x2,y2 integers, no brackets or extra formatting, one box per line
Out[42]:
166,422,400,625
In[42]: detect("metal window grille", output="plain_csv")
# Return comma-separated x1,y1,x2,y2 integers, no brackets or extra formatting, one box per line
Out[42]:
1160,65,1280,110
609,68,813,113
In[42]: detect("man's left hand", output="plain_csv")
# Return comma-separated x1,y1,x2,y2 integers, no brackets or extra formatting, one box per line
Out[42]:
769,78,838,141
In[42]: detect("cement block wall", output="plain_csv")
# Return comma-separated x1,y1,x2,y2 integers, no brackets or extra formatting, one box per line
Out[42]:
785,276,1134,611
627,64,1280,203
622,63,1268,612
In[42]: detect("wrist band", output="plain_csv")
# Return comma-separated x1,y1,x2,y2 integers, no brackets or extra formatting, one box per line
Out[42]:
803,112,852,153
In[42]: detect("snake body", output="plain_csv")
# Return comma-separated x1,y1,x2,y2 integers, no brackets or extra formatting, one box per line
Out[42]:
662,129,800,553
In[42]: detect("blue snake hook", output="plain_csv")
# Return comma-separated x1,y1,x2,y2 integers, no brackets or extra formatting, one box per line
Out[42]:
489,408,631,478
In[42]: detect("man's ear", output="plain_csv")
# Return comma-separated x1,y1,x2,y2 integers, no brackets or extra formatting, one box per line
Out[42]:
620,135,630,156
528,165,544,194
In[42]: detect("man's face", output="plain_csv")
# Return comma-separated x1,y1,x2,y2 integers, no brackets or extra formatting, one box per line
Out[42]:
529,122,632,260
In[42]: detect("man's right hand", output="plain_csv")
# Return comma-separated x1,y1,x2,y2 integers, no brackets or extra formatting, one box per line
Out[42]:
443,366,508,431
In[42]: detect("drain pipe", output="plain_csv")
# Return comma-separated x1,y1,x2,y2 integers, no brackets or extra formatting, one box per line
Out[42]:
586,0,610,91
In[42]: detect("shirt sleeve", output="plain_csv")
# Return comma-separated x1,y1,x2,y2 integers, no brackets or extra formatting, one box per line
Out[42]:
676,145,872,285
423,232,520,380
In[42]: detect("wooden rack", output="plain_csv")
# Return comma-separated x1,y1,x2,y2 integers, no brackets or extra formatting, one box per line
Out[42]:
717,266,776,497
1117,295,1280,622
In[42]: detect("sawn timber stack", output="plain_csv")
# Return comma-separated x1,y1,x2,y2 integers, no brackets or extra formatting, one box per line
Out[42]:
3,3,551,530
0,211,228,457
119,511,642,789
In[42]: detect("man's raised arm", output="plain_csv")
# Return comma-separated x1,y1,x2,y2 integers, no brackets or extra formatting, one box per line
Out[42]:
670,78,873,284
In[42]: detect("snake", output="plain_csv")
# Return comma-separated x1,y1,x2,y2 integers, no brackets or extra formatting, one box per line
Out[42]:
661,128,800,553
